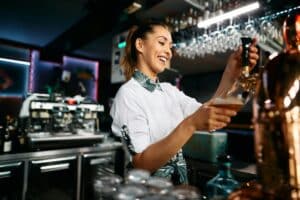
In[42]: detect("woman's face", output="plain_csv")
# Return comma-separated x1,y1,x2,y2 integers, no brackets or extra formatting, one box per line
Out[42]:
136,25,173,78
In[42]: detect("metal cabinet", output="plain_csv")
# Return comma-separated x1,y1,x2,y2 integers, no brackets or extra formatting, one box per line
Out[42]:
80,147,125,200
0,143,125,200
25,156,78,200
0,161,24,200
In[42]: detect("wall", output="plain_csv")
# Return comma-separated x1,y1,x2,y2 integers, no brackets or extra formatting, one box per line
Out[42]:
0,44,30,124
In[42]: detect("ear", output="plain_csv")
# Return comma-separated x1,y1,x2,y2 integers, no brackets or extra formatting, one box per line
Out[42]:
135,38,144,53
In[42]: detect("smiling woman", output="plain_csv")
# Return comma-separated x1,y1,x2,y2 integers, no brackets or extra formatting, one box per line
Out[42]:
120,21,173,81
109,19,259,185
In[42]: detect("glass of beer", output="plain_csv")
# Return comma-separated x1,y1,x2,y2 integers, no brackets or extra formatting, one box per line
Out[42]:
211,96,245,111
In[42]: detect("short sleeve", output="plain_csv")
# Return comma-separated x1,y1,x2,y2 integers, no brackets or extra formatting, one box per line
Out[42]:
163,83,202,117
110,87,151,153
178,89,202,117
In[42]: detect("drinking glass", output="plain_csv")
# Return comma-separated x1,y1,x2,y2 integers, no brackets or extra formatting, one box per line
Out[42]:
93,175,123,200
211,37,259,111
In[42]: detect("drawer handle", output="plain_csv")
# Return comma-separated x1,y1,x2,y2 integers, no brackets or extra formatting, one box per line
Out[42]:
40,163,70,173
83,152,113,158
0,162,22,168
32,156,76,164
0,171,11,179
90,158,111,165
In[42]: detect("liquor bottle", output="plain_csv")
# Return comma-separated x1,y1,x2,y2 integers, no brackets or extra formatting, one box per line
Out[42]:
228,12,300,200
17,117,27,152
187,8,194,27
3,126,12,153
205,154,240,200
203,1,210,20
6,115,21,152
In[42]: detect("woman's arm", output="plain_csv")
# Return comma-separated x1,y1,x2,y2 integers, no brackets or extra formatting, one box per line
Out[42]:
213,39,259,98
129,40,259,172
132,103,237,172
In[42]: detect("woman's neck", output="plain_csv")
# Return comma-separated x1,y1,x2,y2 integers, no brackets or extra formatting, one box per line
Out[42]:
137,66,157,81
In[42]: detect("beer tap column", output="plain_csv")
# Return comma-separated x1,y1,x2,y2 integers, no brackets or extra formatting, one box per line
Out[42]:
253,12,300,199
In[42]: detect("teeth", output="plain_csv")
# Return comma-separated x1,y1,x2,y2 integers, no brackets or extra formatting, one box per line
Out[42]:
159,56,167,62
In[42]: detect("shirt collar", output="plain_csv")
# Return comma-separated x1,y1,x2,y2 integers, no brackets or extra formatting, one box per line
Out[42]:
132,70,163,92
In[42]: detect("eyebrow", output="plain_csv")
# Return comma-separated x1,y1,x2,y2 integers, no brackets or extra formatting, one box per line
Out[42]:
156,36,173,44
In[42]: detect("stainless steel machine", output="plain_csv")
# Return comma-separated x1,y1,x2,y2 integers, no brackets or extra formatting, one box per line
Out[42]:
19,93,105,150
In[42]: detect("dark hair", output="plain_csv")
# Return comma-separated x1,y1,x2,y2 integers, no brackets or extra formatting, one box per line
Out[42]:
121,20,171,80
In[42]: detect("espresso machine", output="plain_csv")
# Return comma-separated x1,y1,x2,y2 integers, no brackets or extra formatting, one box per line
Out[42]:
19,93,105,150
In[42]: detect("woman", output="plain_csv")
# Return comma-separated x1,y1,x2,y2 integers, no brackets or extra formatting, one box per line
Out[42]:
110,20,259,184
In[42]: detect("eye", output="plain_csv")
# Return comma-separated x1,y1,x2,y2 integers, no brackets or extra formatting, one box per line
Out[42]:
158,41,165,46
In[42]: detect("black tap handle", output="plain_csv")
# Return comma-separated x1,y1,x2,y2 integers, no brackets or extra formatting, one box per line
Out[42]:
241,37,252,66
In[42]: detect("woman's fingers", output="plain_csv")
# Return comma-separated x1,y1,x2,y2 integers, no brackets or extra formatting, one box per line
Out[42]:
249,39,259,68
208,120,227,132
194,105,238,132
206,107,237,131
214,107,237,116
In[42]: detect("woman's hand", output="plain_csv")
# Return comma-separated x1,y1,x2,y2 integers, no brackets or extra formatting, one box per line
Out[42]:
189,102,237,132
224,38,259,80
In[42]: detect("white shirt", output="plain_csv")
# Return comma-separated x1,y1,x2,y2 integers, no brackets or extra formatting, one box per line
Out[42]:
110,77,201,153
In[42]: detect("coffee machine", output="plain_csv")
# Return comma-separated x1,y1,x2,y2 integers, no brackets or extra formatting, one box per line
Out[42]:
19,93,105,150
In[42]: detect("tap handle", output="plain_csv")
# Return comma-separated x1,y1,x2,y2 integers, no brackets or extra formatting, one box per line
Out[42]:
241,37,252,77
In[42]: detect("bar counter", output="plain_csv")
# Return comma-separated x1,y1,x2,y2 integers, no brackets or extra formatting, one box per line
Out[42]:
0,141,123,162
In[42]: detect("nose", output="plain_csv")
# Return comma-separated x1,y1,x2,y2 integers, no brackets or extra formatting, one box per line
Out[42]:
165,46,172,59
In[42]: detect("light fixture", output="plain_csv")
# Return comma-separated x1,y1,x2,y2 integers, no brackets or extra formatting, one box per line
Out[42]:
183,0,205,11
124,1,142,14
197,2,260,28
0,57,30,66
118,41,126,49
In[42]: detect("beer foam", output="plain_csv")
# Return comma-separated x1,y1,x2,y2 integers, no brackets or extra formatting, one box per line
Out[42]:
212,97,244,106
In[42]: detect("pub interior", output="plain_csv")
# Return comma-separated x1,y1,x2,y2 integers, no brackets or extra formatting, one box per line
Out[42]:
0,0,299,199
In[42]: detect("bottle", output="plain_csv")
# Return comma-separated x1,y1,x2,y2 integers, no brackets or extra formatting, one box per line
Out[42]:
187,8,194,28
205,154,240,200
203,1,210,20
17,117,27,152
3,125,12,153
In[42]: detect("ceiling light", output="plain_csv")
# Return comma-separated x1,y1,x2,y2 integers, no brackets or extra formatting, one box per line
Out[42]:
124,2,142,14
183,0,205,11
197,2,260,28
0,57,30,65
